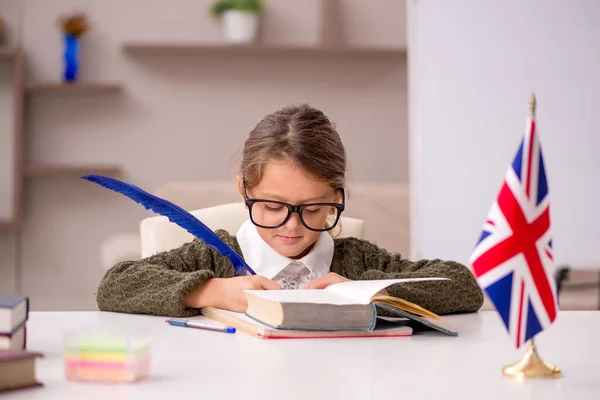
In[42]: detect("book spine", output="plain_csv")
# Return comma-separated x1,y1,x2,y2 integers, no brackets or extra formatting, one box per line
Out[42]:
368,303,377,331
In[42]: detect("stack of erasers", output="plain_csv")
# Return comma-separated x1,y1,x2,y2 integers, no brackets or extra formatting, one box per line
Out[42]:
64,334,150,383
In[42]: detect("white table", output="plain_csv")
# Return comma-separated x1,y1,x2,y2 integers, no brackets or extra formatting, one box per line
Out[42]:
4,311,600,399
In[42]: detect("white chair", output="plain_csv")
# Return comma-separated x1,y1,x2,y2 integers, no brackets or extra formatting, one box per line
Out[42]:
100,180,409,271
140,202,364,258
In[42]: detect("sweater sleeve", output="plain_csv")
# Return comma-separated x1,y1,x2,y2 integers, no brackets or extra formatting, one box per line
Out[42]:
96,237,224,317
333,238,484,315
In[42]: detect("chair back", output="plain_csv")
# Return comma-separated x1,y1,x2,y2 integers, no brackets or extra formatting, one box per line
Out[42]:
140,202,364,258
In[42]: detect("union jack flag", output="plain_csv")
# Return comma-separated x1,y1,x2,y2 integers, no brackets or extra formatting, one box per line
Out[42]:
469,116,559,349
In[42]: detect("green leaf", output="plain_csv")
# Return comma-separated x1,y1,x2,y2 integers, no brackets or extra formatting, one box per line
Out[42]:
210,0,264,17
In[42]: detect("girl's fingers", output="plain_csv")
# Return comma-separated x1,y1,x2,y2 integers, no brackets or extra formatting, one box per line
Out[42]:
305,277,330,289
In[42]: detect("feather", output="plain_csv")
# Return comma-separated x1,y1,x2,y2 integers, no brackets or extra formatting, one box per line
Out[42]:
82,174,255,276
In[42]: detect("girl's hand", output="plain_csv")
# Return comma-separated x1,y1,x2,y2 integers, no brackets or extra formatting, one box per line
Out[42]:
305,272,350,289
185,276,282,312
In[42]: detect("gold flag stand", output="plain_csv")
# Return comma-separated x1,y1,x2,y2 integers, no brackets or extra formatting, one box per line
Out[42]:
502,93,561,379
502,338,561,378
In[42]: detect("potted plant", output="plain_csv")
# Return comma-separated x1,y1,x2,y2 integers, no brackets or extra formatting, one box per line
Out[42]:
210,0,264,44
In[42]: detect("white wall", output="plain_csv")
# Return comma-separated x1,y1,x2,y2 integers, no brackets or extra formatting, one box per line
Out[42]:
0,0,408,310
408,0,600,268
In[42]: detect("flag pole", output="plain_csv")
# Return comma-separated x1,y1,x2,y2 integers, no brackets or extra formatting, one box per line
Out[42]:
502,337,561,378
502,92,561,379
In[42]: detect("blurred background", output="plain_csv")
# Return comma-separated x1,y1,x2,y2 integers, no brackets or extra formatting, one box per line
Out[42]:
0,0,598,312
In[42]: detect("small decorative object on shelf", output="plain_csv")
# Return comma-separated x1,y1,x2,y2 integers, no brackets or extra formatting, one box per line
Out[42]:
58,13,89,82
210,0,263,44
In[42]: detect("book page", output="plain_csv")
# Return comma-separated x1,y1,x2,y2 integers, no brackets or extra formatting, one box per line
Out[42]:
244,278,447,305
326,278,448,304
242,289,353,305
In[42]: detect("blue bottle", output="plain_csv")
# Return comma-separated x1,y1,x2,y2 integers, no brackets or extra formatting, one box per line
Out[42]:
63,34,79,82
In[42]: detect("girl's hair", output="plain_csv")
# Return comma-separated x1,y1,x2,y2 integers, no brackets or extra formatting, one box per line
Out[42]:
240,104,347,190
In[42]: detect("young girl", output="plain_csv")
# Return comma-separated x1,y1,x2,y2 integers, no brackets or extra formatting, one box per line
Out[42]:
96,104,484,317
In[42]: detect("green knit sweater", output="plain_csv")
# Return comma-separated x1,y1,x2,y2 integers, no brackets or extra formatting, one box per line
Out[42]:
96,230,484,317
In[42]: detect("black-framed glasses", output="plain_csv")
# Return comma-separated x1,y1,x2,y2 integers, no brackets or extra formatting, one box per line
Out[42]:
242,183,345,232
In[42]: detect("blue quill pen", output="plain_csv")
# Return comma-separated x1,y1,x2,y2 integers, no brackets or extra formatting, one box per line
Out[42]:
81,174,255,276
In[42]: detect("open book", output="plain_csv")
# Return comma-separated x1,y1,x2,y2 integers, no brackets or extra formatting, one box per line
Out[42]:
200,308,413,339
204,278,457,337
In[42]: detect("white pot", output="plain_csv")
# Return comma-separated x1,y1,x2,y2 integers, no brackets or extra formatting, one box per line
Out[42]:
222,10,260,44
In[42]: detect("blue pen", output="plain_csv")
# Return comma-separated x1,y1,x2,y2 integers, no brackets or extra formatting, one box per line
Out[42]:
166,319,236,334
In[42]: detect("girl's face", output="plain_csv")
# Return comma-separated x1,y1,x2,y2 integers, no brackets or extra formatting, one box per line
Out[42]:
237,159,343,259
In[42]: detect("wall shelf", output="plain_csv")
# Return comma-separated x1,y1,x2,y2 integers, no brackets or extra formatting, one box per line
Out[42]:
24,164,122,178
122,0,405,59
2,0,401,231
0,221,15,229
0,47,18,59
122,43,405,57
26,82,123,94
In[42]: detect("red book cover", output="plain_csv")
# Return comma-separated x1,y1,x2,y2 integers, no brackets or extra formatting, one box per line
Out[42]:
0,349,42,362
0,382,43,394
0,349,43,394
0,322,26,349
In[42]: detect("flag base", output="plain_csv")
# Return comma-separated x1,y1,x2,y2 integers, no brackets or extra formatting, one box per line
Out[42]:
502,341,561,378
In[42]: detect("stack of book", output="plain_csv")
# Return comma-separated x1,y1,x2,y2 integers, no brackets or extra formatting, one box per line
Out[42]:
202,278,458,339
0,295,42,394
0,295,28,350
